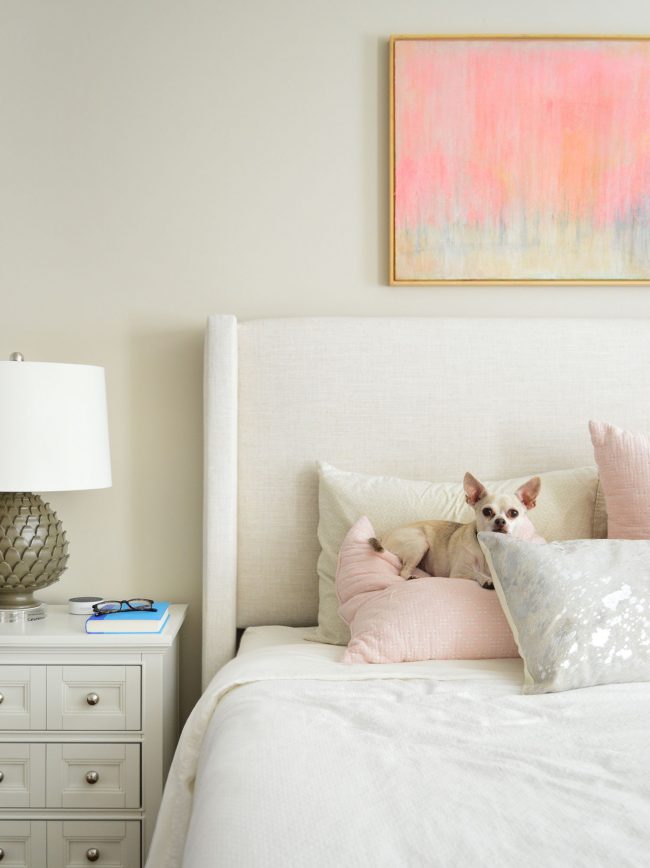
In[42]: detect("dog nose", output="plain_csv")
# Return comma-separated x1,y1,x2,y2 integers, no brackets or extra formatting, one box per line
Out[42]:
494,516,506,528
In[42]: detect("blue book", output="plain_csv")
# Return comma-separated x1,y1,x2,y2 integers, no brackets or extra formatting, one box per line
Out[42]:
85,602,170,634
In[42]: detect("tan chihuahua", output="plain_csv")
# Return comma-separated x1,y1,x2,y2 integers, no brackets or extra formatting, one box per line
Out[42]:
369,472,542,588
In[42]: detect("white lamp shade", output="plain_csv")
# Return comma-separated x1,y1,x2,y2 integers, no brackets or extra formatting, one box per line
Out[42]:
0,360,112,492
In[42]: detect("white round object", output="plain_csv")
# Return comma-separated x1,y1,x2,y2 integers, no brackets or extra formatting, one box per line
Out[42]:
68,597,105,616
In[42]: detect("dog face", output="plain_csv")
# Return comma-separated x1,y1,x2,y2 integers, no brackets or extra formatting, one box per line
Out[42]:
464,472,541,535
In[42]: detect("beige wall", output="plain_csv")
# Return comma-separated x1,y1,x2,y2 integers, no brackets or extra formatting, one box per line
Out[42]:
2,0,650,717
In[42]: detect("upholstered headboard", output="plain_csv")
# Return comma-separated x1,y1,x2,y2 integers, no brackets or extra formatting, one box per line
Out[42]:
203,315,650,686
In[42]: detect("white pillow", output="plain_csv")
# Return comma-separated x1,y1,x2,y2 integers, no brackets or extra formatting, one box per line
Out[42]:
308,463,606,646
480,533,650,693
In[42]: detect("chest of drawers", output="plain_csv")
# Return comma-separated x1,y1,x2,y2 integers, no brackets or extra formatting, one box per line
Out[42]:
0,604,186,867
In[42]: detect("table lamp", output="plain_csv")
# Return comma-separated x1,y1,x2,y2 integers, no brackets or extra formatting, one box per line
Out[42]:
0,353,111,621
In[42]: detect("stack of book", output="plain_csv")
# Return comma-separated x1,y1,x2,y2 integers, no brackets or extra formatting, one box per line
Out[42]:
85,602,170,634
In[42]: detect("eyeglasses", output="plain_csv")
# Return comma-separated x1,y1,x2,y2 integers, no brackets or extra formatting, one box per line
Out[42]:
92,599,156,616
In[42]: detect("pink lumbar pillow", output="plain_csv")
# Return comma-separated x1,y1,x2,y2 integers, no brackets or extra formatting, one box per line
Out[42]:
590,420,650,539
336,516,519,664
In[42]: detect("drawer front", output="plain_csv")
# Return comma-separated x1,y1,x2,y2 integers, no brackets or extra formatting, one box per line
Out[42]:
47,743,140,809
0,743,46,808
47,821,140,868
0,666,46,730
46,666,141,731
0,820,46,868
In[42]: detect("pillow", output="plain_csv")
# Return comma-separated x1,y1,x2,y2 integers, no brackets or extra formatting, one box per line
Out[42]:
337,517,519,664
309,463,606,646
590,420,650,539
479,533,650,694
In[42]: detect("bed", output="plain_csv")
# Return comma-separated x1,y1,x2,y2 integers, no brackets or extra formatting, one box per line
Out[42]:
147,316,650,868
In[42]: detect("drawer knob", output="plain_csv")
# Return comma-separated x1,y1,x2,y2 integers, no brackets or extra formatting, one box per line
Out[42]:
85,770,100,784
86,848,100,862
86,692,100,706
0,692,4,704
0,771,4,783
0,846,4,860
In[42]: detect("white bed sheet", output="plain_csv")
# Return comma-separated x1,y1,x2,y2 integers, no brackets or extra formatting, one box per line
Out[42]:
147,628,650,868
237,624,315,654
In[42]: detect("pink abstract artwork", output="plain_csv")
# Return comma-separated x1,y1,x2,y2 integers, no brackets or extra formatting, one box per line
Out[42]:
391,37,650,283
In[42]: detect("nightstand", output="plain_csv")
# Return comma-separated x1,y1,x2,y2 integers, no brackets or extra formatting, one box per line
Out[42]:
0,603,187,867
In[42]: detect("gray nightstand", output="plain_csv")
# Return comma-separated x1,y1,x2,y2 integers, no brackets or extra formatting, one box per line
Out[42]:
0,603,187,867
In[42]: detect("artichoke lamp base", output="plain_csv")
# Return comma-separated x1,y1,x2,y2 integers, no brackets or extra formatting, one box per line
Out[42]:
0,492,69,621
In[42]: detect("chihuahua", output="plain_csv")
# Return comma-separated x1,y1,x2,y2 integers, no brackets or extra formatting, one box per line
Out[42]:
368,472,542,588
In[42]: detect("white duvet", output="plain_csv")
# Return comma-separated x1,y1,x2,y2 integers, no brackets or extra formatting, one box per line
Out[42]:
147,627,650,868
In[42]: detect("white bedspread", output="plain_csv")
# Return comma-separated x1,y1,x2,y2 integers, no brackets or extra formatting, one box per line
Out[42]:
147,628,650,868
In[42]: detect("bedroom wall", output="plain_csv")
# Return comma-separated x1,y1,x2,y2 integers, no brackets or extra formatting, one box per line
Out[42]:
2,0,649,717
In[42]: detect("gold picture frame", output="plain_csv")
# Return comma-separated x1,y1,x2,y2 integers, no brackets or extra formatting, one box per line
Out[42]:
390,35,650,285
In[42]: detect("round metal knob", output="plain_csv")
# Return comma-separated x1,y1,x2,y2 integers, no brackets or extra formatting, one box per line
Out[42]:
85,770,99,784
86,693,100,706
0,771,4,783
0,692,4,704
0,846,4,860
86,848,100,862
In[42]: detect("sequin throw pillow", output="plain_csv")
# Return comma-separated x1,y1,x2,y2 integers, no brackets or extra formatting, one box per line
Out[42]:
479,533,650,694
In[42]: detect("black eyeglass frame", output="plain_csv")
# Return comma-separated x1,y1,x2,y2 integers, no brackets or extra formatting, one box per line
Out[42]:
91,599,157,616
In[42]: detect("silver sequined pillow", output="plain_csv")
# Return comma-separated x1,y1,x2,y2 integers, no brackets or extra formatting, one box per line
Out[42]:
479,534,650,694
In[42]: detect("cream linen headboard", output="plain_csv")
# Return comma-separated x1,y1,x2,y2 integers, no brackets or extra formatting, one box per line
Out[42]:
203,315,650,686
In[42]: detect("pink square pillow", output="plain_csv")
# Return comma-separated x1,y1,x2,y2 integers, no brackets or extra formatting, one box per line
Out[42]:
336,516,519,664
590,420,650,539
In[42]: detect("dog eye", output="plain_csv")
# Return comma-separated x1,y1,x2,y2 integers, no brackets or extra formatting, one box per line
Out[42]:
482,507,494,518
507,509,519,518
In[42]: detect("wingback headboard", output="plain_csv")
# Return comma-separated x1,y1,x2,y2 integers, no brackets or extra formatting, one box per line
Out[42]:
203,315,650,686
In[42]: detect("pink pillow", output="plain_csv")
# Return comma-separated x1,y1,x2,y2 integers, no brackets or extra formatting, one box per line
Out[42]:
590,420,650,539
336,516,519,664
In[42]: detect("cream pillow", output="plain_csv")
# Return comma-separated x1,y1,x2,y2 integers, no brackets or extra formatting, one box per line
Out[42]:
308,463,607,646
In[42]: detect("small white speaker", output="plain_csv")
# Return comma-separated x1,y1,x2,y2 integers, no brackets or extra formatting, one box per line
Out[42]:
68,596,105,616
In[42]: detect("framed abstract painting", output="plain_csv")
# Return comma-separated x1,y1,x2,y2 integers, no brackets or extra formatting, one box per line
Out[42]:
390,35,650,284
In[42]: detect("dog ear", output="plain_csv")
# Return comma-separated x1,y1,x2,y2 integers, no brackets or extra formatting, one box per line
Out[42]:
516,476,541,509
464,472,487,505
